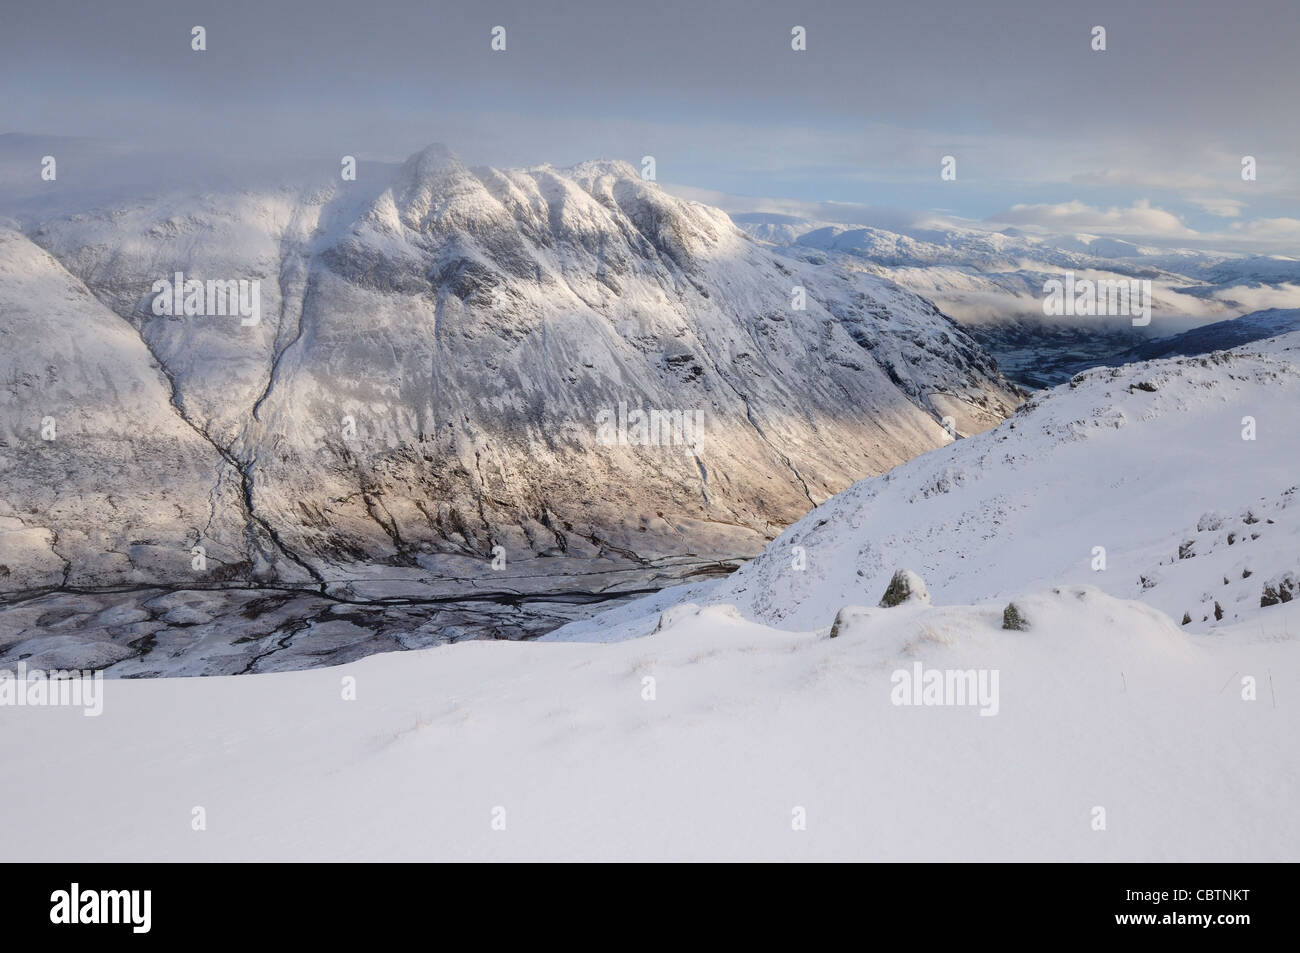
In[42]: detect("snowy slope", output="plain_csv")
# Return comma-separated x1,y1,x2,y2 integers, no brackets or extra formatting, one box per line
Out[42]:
549,339,1300,643
2,583,1294,861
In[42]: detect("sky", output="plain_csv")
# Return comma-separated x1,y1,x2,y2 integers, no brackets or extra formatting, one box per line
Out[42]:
2,0,1298,249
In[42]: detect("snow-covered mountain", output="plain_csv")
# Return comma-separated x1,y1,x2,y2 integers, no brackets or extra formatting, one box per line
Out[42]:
0,144,1022,671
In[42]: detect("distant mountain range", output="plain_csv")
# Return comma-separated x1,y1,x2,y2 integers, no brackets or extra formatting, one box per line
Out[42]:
732,212,1300,387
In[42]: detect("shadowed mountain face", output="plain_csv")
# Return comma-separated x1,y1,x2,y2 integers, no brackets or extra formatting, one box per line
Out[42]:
1,145,1021,652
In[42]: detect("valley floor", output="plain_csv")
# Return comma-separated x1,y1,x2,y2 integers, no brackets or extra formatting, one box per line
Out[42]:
0,558,740,676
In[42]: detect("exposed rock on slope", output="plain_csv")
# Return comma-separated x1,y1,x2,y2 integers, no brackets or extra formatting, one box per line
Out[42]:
0,232,263,590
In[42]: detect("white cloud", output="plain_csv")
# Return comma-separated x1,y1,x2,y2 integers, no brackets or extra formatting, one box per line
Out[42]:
992,199,1194,237
1188,197,1246,218
1209,282,1300,312
1227,217,1300,241
660,184,941,232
